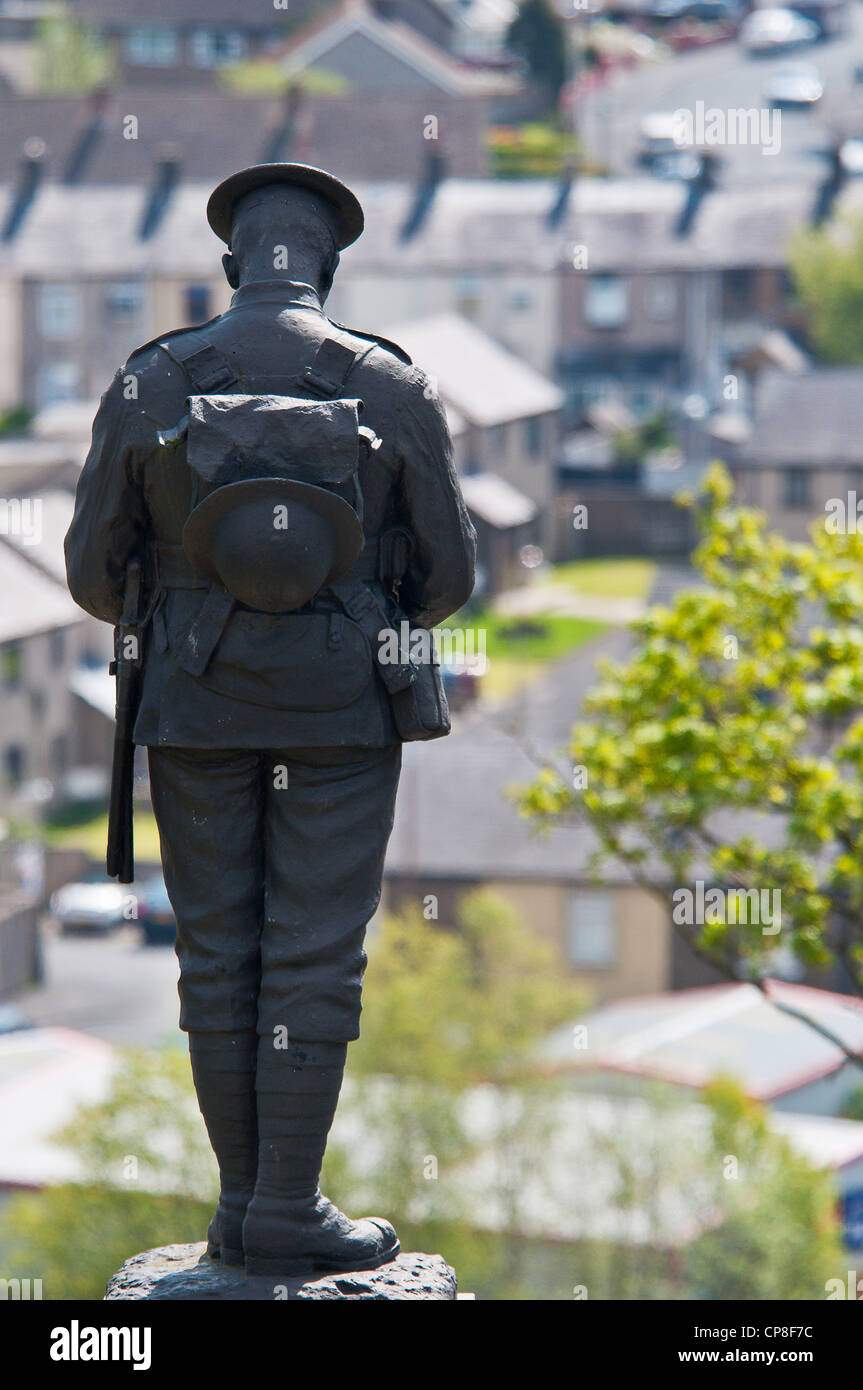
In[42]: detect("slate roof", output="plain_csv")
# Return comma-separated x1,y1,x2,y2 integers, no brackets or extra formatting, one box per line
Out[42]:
741,367,863,468
460,471,538,527
0,536,82,643
384,312,563,424
0,174,859,275
541,981,863,1102
277,0,516,94
0,486,74,585
0,90,490,186
385,627,632,881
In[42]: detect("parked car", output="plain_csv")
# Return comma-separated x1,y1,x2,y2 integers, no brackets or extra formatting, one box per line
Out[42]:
49,874,128,935
740,7,820,50
636,112,683,166
763,63,824,105
651,150,704,180
137,874,176,946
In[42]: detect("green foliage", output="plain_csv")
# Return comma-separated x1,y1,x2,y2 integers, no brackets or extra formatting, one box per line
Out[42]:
520,461,863,997
35,4,114,94
789,216,863,364
0,1187,212,1302
0,406,32,438
488,123,580,178
839,1082,863,1121
56,1047,217,1201
0,907,842,1300
222,65,349,97
684,1078,844,1299
614,410,675,465
323,891,586,1293
0,1048,216,1300
352,891,585,1083
507,0,568,104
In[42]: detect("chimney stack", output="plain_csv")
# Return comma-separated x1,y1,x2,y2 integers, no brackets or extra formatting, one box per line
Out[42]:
139,142,182,241
3,138,47,242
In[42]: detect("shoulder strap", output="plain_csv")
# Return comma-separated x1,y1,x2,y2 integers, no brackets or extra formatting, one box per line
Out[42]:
302,336,362,400
158,333,240,395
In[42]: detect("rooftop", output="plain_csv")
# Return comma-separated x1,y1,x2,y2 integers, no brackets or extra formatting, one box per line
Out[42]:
742,367,863,467
1,176,857,276
0,485,74,584
542,981,863,1102
460,471,538,528
278,0,516,95
0,533,82,643
384,312,563,425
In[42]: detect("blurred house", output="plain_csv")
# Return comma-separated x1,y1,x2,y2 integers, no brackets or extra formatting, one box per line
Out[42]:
63,0,296,89
384,311,562,560
727,367,863,542
0,487,113,817
543,981,863,1118
274,0,518,98
383,630,688,1003
1,172,841,415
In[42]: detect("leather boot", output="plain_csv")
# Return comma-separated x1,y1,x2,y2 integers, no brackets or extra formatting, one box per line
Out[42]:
243,1037,399,1276
188,1030,258,1267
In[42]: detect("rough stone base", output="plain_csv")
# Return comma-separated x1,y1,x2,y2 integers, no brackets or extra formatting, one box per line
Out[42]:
105,1244,459,1301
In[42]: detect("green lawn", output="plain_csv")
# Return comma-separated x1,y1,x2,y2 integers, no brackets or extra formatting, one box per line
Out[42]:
551,558,657,601
45,809,162,864
442,611,605,701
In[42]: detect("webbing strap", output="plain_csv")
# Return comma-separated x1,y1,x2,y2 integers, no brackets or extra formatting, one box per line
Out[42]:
159,337,240,394
302,337,359,400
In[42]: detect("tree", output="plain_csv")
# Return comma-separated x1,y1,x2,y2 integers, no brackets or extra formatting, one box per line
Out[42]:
684,1079,843,1299
0,1048,215,1301
35,4,114,95
520,463,863,1054
326,890,586,1293
506,0,568,107
789,215,863,364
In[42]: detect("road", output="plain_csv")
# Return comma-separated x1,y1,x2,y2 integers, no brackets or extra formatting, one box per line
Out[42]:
13,922,182,1048
577,5,863,185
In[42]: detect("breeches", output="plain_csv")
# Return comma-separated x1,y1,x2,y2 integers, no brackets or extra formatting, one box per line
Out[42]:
147,744,402,1041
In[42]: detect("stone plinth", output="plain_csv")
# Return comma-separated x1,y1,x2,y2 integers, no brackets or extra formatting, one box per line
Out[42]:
106,1244,459,1301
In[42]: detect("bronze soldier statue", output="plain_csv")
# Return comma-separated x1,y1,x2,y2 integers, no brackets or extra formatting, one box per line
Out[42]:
65,164,476,1276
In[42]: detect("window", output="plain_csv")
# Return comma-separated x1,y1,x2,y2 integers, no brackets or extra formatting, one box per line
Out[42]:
524,415,543,458
508,286,533,313
584,276,629,329
2,644,22,688
37,361,81,407
189,28,248,68
566,890,617,968
125,26,179,67
644,276,677,321
105,281,143,323
487,423,507,463
185,283,212,325
456,273,484,321
37,284,82,341
784,468,811,510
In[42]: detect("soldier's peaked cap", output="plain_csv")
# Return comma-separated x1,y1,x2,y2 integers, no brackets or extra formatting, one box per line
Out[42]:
207,163,364,250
